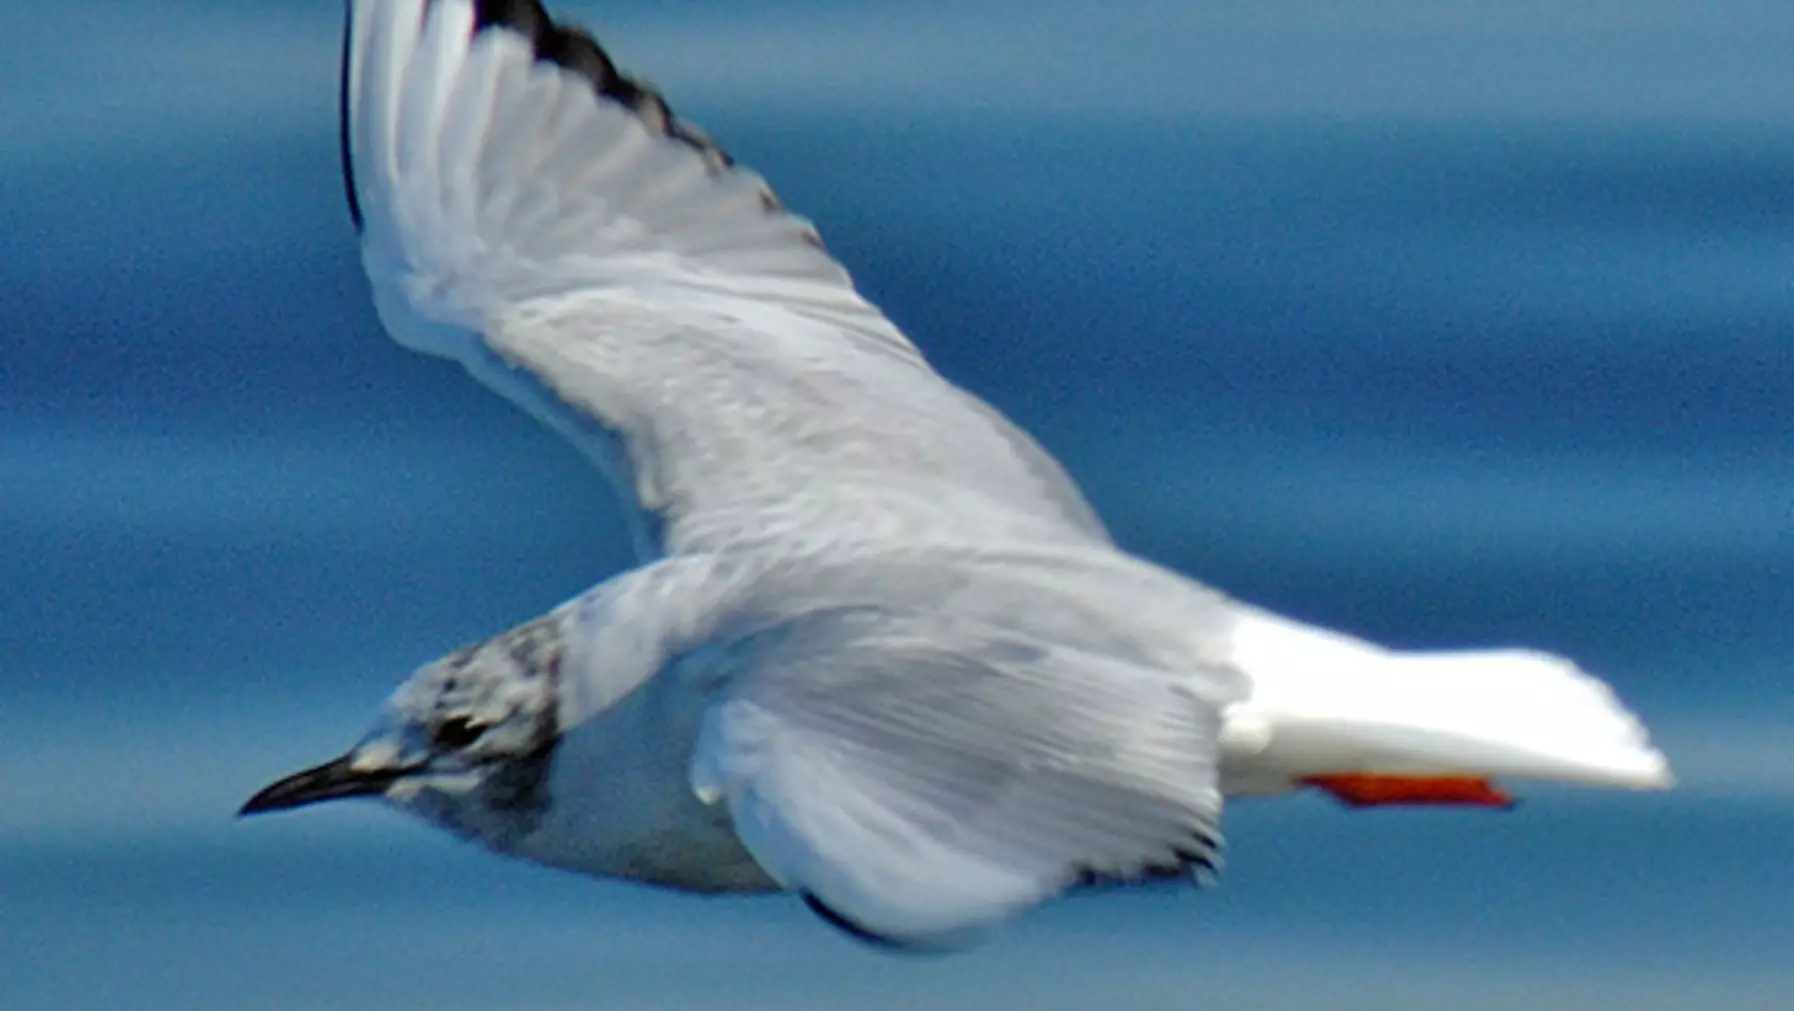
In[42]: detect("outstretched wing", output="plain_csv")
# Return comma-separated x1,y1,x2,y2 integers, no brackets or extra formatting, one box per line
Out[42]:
687,608,1227,948
343,0,1107,558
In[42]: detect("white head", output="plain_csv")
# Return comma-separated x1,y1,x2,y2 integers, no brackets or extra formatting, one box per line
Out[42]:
241,560,771,890
241,615,567,850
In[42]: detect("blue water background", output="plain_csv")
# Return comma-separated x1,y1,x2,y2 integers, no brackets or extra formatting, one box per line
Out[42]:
3,2,1792,1008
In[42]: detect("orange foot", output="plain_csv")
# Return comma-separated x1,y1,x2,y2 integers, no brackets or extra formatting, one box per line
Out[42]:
1302,774,1515,809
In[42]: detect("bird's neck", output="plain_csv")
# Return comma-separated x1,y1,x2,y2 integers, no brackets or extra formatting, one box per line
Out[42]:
515,554,777,890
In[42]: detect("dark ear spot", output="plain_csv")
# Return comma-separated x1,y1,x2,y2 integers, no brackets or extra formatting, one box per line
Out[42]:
432,715,486,750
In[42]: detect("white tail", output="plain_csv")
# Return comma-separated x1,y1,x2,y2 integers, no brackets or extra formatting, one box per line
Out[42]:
1218,607,1673,798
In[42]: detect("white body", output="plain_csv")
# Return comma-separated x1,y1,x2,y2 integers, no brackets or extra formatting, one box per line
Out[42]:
283,0,1674,949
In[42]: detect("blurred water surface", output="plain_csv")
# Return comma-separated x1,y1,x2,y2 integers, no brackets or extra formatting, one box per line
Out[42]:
3,2,1792,1009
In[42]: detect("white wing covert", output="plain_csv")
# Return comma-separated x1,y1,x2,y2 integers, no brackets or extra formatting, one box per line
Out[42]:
687,608,1226,948
343,0,1108,557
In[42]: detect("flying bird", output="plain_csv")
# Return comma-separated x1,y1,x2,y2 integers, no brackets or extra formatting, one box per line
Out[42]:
242,0,1672,950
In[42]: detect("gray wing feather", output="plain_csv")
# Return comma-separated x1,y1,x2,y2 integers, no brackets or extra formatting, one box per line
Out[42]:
486,298,1108,557
689,607,1226,945
345,0,1107,558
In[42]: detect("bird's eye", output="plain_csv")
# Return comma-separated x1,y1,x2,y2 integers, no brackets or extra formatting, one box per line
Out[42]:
432,715,486,749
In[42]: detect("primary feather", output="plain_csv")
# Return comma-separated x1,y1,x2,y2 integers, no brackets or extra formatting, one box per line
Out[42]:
343,0,1107,559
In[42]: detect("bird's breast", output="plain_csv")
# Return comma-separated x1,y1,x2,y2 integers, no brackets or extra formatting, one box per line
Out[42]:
509,705,780,894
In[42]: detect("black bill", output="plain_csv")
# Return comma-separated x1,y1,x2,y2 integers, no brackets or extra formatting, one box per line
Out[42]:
239,752,410,816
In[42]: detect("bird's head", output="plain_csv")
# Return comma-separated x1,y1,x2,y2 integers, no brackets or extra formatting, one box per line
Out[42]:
240,616,565,849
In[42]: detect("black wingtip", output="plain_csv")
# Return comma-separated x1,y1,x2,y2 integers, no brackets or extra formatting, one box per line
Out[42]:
801,894,960,956
1070,824,1226,892
339,0,364,233
469,0,744,179
338,0,778,241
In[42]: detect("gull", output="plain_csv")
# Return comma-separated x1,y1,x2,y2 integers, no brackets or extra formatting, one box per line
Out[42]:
242,0,1673,950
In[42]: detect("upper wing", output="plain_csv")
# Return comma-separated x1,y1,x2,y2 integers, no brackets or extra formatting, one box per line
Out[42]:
687,608,1226,948
343,0,1108,557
